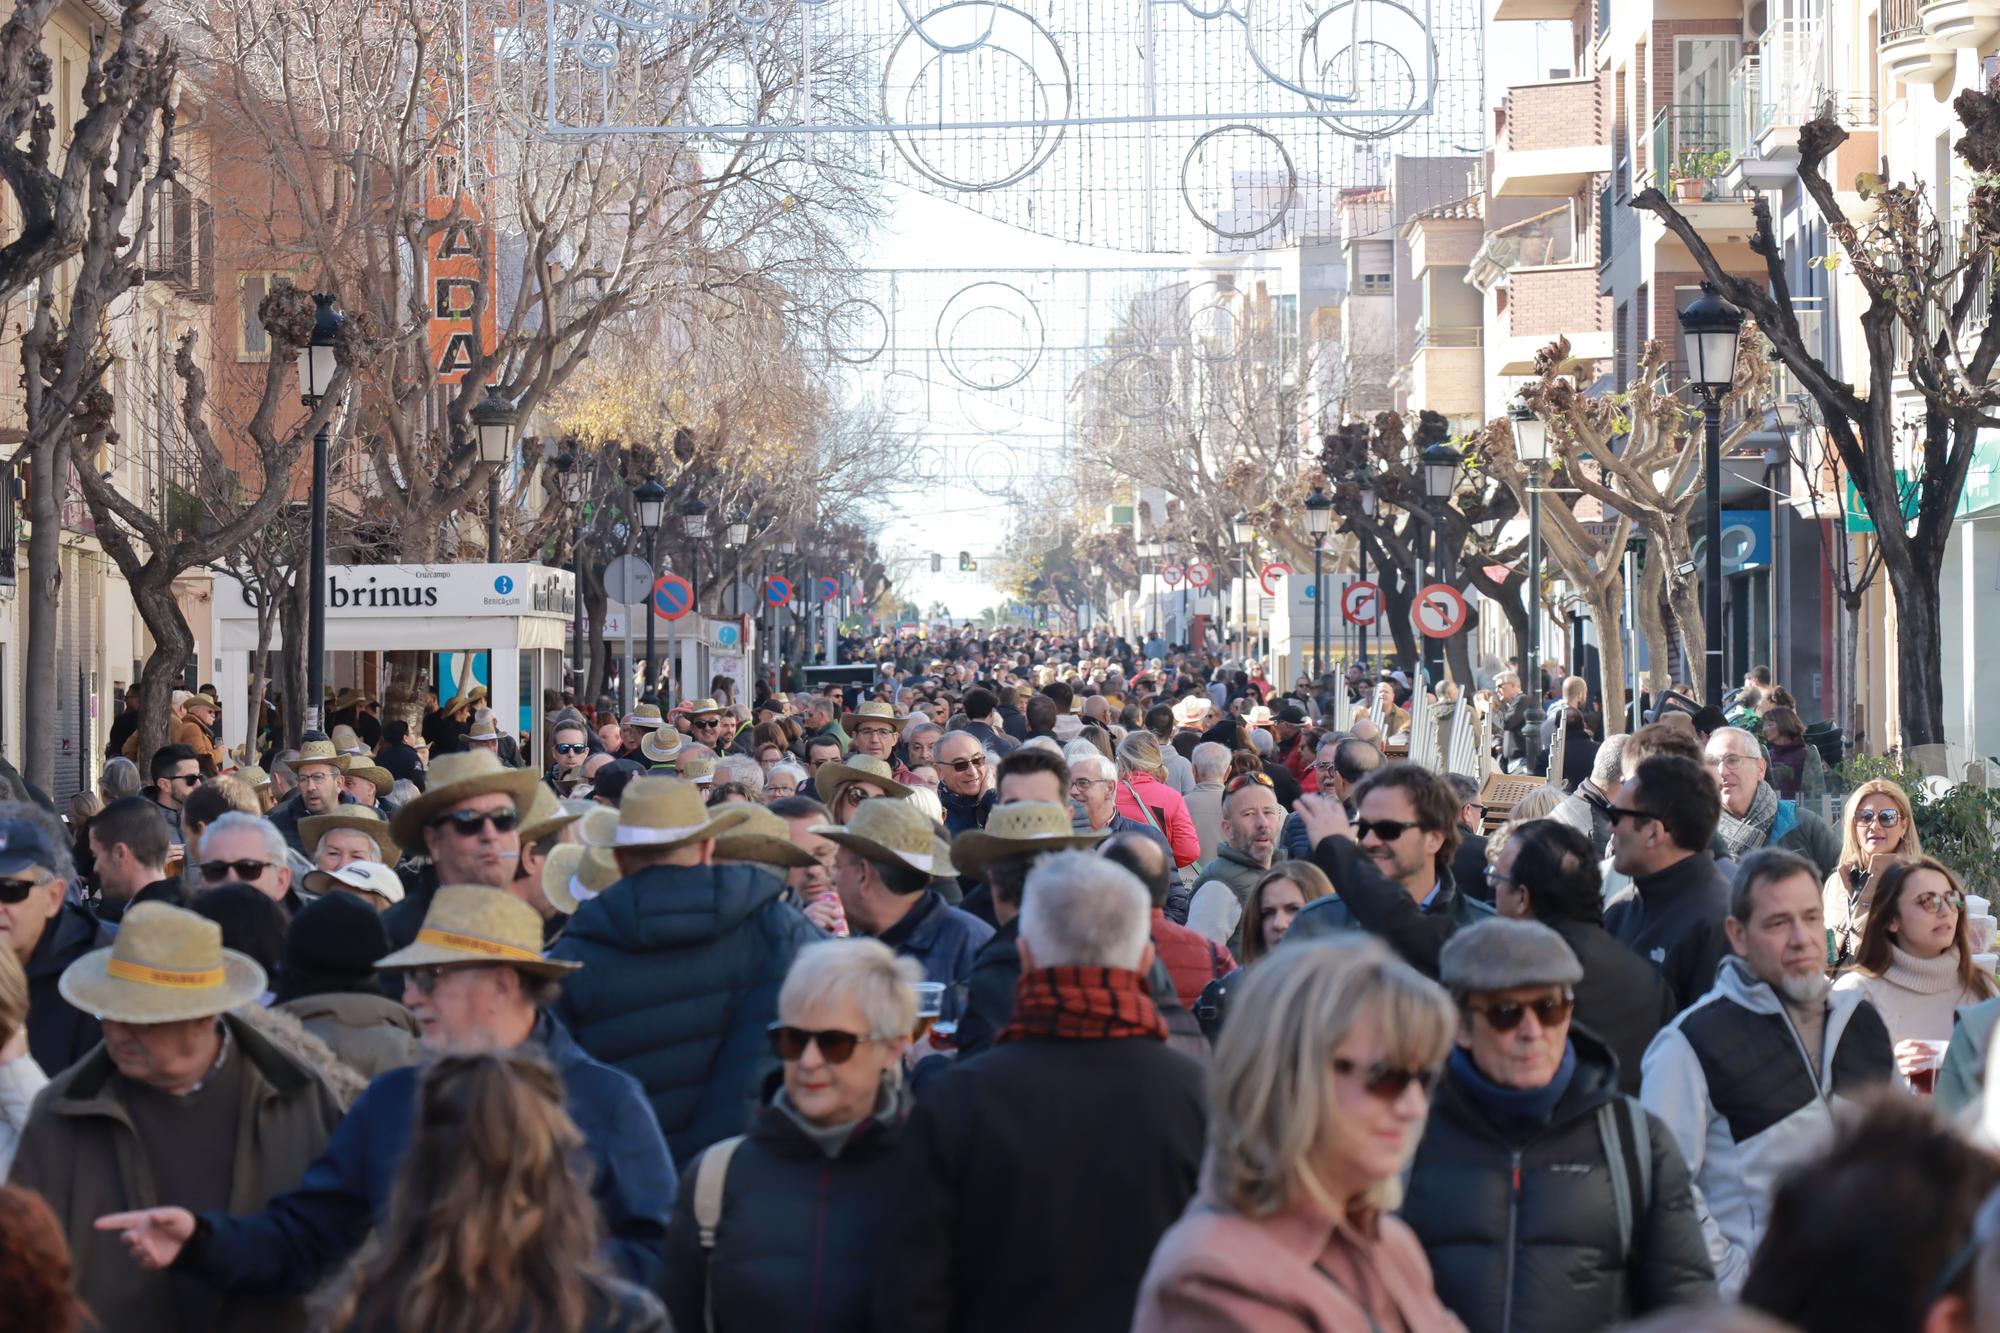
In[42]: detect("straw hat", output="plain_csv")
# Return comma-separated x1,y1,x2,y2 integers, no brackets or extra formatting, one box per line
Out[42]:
1245,704,1274,728
58,902,266,1023
184,692,219,714
389,750,544,847
337,754,394,795
237,766,272,791
334,688,374,711
299,806,399,861
677,753,716,785
950,801,1107,881
330,724,367,756
441,689,479,718
373,885,578,977
639,727,684,764
1171,695,1210,728
541,843,621,916
465,709,502,743
840,700,903,733
578,776,751,851
518,785,581,846
812,798,943,876
682,697,726,718
622,703,666,731
304,859,406,906
293,735,344,775
713,805,820,870
813,754,913,805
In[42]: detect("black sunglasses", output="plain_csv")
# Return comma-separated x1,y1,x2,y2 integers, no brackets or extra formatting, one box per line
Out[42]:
429,809,521,836
553,742,589,755
942,755,985,772
0,875,45,904
1355,817,1429,842
768,1023,871,1063
200,858,273,883
165,772,202,787
1605,804,1661,827
1333,1057,1439,1101
1467,995,1575,1032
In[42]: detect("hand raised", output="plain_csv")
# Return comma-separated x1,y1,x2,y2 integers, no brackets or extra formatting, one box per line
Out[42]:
94,1207,196,1270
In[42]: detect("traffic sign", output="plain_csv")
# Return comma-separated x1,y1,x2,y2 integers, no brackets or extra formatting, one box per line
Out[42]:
1185,562,1214,590
1259,562,1292,597
1341,581,1380,626
815,576,840,602
1413,583,1469,639
763,575,793,606
715,622,742,648
652,573,694,621
602,554,655,605
1160,563,1184,588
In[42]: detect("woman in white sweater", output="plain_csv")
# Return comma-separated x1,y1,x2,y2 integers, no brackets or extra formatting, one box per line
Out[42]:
0,947,48,1175
1834,856,1996,1089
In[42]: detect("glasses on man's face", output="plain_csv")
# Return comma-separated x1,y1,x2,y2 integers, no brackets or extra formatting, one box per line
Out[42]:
167,771,202,788
1332,1057,1439,1102
1069,777,1109,793
429,809,521,837
1913,890,1966,918
1708,751,1759,770
401,964,491,996
692,718,722,731
553,742,589,755
200,858,273,884
855,727,896,743
1484,864,1514,894
1605,804,1661,828
1854,808,1903,828
0,874,47,905
941,755,985,773
1354,817,1427,843
1467,994,1575,1032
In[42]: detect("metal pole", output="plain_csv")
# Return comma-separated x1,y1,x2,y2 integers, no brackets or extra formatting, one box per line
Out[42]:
1625,544,1641,733
1312,541,1324,680
644,531,658,702
571,520,584,701
1358,537,1369,673
1526,482,1541,688
622,604,634,717
306,422,328,734
487,470,502,562
1703,393,1725,705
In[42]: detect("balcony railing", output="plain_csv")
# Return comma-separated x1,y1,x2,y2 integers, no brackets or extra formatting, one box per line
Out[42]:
1412,321,1482,351
1883,0,1924,38
1645,104,1737,200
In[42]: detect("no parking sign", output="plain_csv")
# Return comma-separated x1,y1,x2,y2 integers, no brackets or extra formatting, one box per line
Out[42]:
652,573,694,621
763,576,794,607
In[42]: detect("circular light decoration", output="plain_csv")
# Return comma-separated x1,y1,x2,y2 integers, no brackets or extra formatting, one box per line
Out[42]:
936,281,1045,391
959,386,1026,436
1301,0,1431,140
882,2,1074,193
962,447,1019,497
1101,352,1172,420
881,370,928,415
823,297,890,365
1180,124,1297,240
1176,278,1247,364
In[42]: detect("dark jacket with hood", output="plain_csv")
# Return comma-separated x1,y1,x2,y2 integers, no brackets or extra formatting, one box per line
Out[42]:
1286,835,1495,978
550,862,825,1167
1553,916,1678,1095
875,887,992,987
1603,852,1733,1015
1400,1029,1716,1333
939,786,996,838
23,899,114,1074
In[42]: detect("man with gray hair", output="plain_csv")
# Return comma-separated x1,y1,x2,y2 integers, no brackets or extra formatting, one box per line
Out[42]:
1184,741,1230,865
883,851,1206,1333
1704,725,1839,880
194,812,299,911
711,754,764,802
1550,731,1629,856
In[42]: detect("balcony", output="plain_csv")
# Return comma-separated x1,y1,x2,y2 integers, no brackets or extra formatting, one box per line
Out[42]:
1882,0,1954,85
1405,324,1484,420
144,181,213,302
1494,264,1613,374
1489,0,1575,22
1923,0,2000,48
1491,77,1613,198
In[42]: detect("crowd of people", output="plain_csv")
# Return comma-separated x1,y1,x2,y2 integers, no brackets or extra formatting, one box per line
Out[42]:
0,626,1994,1332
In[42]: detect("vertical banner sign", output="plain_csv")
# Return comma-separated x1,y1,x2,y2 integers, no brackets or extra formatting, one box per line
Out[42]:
427,152,497,384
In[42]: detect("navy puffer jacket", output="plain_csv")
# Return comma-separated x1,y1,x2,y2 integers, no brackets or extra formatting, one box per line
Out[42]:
550,863,825,1167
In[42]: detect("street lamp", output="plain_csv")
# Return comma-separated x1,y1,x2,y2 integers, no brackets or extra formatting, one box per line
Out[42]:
471,386,518,563
1352,467,1376,672
1419,440,1463,684
634,476,666,703
1136,538,1162,640
725,512,749,617
1679,284,1745,706
1231,511,1253,658
680,493,709,635
1510,399,1550,712
551,446,585,700
1304,487,1332,679
296,293,342,734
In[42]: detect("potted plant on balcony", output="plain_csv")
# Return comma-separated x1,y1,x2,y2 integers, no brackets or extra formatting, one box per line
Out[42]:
1670,147,1733,202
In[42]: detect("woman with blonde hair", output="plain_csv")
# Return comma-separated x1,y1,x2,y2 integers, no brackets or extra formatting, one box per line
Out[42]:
1114,731,1201,868
320,1051,666,1333
0,948,48,1175
1135,934,1463,1332
1825,778,1922,968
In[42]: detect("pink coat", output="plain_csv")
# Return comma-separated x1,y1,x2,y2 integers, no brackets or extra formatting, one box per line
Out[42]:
1117,771,1203,868
1133,1193,1467,1333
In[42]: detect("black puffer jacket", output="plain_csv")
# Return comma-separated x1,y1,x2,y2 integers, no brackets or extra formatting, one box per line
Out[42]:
658,1091,903,1333
1399,1029,1716,1333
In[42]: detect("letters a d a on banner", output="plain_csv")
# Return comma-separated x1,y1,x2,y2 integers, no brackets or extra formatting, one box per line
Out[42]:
428,152,496,384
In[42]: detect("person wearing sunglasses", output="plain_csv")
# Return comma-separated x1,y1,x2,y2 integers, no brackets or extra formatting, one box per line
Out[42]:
1832,855,1995,1092
1604,754,1736,1015
543,719,594,794
1824,778,1924,968
658,939,918,1333
0,806,116,1075
379,751,545,954
1400,917,1713,1331
1136,934,1460,1332
1642,847,1895,1298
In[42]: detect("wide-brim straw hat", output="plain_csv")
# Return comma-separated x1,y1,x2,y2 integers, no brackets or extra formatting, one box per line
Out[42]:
299,807,400,861
389,751,544,847
713,806,820,869
640,728,684,764
682,697,727,718
334,688,374,711
293,736,344,774
840,700,903,733
518,785,582,846
950,801,1107,881
1171,695,1209,728
623,703,666,730
465,709,503,742
812,797,942,876
330,725,366,755
337,755,394,794
237,766,271,791
813,754,912,805
579,776,752,851
59,902,266,1023
542,843,621,916
374,884,579,976
677,754,716,785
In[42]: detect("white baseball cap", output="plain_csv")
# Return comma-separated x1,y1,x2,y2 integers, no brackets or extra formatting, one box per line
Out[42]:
304,859,406,906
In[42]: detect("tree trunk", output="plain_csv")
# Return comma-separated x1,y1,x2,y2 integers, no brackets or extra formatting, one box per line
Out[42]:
1634,551,1674,701
22,437,64,793
279,572,307,748
1588,584,1628,739
1667,573,1707,697
1887,553,1949,760
382,650,431,738
131,577,194,771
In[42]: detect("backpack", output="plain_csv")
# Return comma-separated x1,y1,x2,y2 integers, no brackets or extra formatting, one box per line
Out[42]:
691,1135,747,1333
1596,1097,1654,1264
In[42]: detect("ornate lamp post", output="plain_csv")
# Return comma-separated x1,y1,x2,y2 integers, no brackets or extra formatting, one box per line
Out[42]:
1678,284,1746,706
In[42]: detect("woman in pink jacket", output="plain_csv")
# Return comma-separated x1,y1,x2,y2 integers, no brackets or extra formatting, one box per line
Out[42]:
1114,732,1202,868
1133,935,1465,1333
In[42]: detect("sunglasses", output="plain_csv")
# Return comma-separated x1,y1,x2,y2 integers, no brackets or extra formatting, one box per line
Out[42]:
1605,804,1661,827
200,858,274,883
692,718,722,729
553,742,589,755
768,1023,872,1063
1913,890,1966,917
166,772,202,787
1355,817,1429,842
0,875,46,904
1854,808,1904,827
1467,995,1575,1032
1226,772,1274,794
942,755,985,772
429,809,521,836
1333,1057,1438,1101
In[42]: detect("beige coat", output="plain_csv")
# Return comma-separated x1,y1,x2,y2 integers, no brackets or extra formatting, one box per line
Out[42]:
7,1013,344,1333
277,989,422,1082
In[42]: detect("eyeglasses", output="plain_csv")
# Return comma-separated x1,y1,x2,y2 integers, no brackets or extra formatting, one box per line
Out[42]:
1708,752,1760,770
1484,865,1514,894
1313,761,1340,776
855,727,896,740
1854,808,1904,828
1466,995,1575,1032
401,963,492,996
1225,772,1274,794
553,742,589,755
1354,818,1428,842
1605,804,1661,827
767,1023,873,1063
1913,890,1966,917
200,858,274,883
428,809,521,836
166,772,202,787
1332,1057,1438,1101
942,755,985,772
0,875,46,904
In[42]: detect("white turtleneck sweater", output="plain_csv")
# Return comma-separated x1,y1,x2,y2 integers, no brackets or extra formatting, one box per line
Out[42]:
1833,944,1991,1046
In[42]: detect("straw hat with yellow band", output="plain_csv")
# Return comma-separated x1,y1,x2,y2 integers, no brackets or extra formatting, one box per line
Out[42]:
541,843,620,916
811,798,942,877
579,776,752,852
299,806,399,862
374,884,579,977
389,750,544,848
58,902,267,1023
840,700,904,735
639,727,684,765
949,801,1107,881
712,806,821,870
336,754,395,797
681,697,727,719
517,785,583,847
813,754,912,805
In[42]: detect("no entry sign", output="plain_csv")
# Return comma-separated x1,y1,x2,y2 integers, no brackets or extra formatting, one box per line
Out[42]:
653,573,694,621
763,576,794,607
1413,583,1469,639
1341,581,1380,626
1185,562,1214,589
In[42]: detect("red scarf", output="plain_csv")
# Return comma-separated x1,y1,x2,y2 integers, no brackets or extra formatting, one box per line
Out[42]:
997,965,1169,1045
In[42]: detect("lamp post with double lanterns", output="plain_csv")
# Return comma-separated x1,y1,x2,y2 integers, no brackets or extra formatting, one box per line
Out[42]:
1509,398,1550,712
1678,284,1746,707
471,386,518,563
634,476,666,701
550,447,586,699
296,293,343,733
1304,486,1332,679
1419,440,1463,685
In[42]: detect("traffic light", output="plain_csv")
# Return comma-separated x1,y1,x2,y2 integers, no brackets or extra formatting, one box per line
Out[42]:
958,550,976,571
930,552,942,573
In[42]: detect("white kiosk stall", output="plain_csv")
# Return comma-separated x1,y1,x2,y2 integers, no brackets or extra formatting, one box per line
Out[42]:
210,563,577,756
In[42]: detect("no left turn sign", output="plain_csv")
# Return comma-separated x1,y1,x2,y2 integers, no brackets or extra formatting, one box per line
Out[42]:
1185,562,1214,589
1341,581,1380,626
1413,583,1469,639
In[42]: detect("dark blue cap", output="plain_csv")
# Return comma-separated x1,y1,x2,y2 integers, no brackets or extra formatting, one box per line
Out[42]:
0,817,61,876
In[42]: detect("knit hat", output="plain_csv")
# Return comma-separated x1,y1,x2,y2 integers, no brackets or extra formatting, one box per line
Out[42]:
1438,918,1584,995
275,891,393,1001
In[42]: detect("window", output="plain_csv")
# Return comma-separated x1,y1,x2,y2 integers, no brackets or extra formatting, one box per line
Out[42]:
148,181,211,297
238,273,299,360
